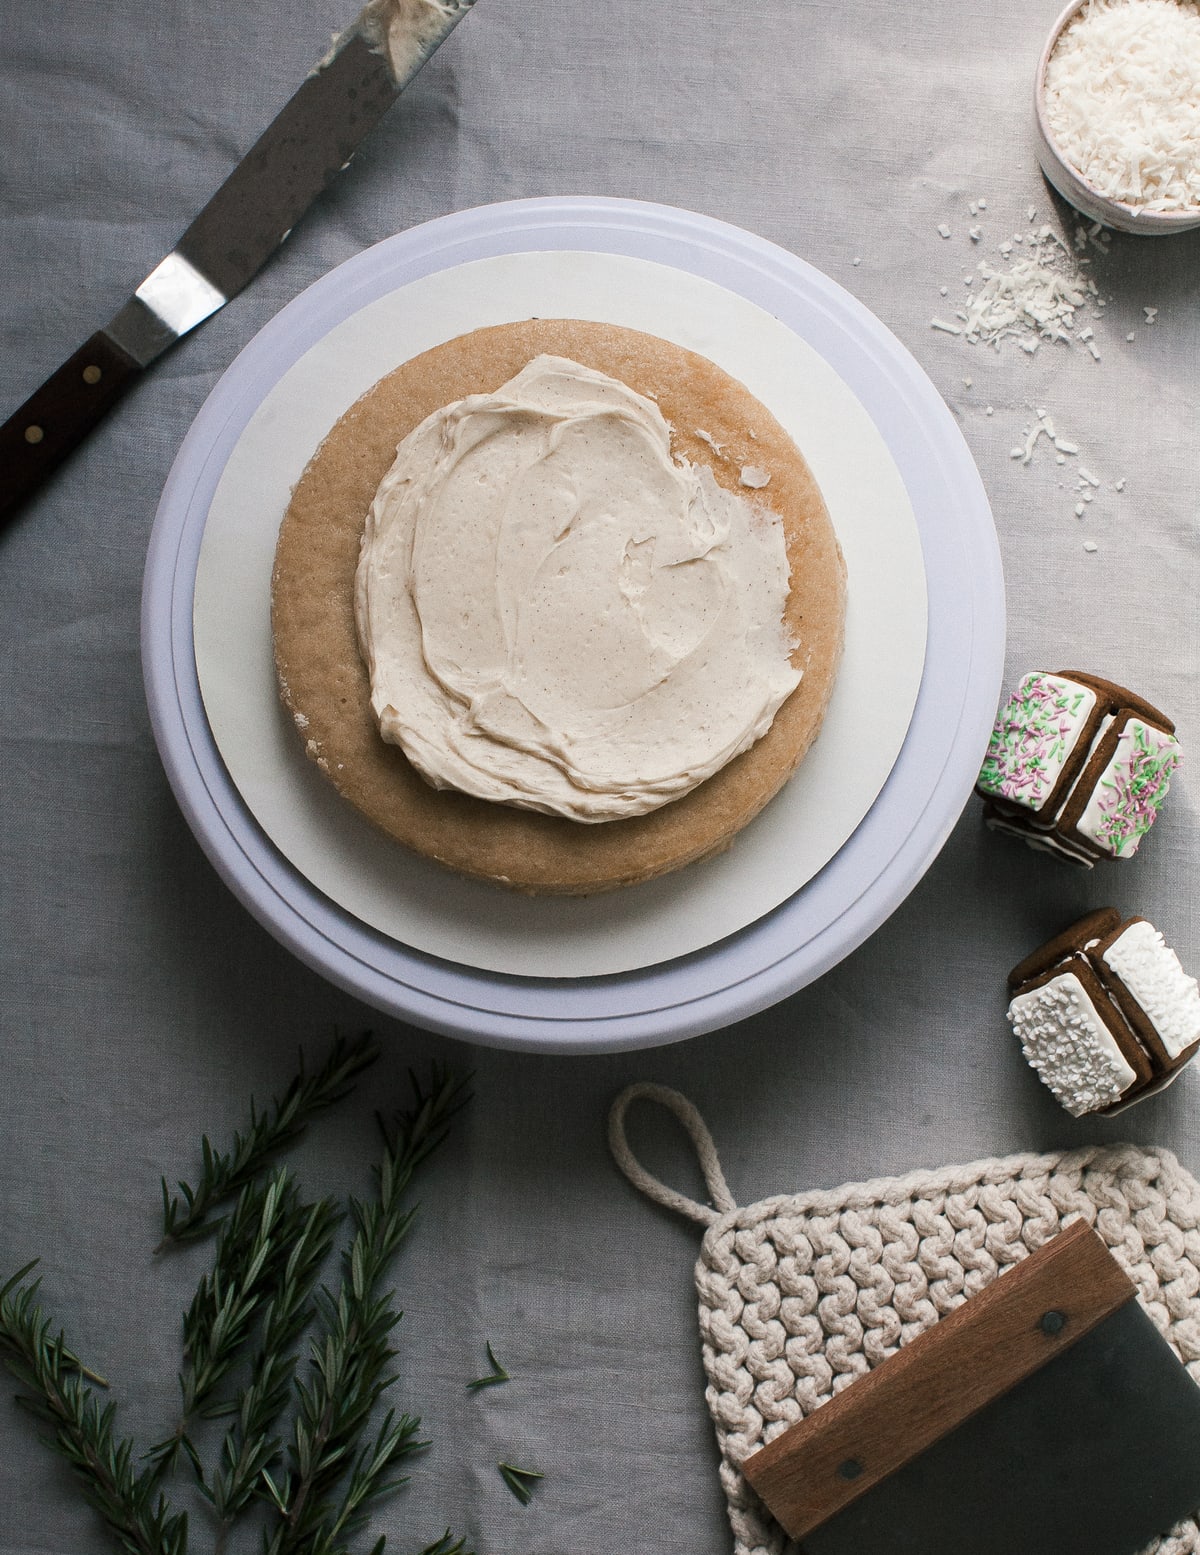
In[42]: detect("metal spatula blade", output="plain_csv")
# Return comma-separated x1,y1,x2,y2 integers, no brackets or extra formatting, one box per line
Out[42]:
0,0,478,527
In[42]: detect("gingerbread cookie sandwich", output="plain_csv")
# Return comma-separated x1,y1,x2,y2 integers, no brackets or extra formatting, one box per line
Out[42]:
976,670,1181,865
271,319,846,895
1007,908,1200,1117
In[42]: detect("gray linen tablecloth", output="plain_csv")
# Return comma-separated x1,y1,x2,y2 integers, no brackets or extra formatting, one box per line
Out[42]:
2,1,1199,1551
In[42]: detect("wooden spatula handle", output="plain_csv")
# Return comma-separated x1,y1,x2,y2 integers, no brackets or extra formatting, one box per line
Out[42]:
742,1220,1136,1542
0,331,143,528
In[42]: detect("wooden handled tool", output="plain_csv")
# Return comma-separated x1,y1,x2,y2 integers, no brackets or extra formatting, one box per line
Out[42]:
742,1221,1200,1555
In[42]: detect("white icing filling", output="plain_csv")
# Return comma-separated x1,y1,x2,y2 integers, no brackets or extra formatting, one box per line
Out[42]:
983,810,1095,866
1056,711,1113,821
354,355,802,822
1008,971,1137,1116
1103,920,1200,1059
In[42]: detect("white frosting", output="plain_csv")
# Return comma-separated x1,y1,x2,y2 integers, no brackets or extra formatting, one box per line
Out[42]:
354,355,802,822
977,671,1097,814
1008,971,1137,1116
356,0,471,85
1103,920,1200,1059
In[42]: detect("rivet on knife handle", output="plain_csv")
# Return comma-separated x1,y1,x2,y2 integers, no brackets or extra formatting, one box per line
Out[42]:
0,0,478,530
0,333,144,527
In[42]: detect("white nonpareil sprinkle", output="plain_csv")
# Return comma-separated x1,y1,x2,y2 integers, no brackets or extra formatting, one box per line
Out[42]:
1043,0,1200,213
1084,540,1099,551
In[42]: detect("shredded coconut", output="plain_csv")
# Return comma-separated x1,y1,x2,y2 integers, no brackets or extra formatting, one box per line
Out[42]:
1043,0,1200,213
931,223,1104,356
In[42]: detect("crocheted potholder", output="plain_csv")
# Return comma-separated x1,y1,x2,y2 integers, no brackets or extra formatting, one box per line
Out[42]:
608,1082,1200,1555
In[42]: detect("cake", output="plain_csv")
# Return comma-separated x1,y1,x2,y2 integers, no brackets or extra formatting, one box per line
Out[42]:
976,669,1181,864
1007,908,1200,1116
271,319,846,895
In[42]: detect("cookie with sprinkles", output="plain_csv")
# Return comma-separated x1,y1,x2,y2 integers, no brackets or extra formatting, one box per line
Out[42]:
976,669,1180,865
1007,910,1200,1117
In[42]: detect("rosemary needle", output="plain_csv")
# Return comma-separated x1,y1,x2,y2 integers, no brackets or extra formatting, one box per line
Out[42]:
417,1534,473,1555
498,1461,544,1506
466,1342,509,1391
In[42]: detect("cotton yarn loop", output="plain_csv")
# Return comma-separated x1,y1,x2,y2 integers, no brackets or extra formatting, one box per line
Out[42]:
608,1082,1200,1555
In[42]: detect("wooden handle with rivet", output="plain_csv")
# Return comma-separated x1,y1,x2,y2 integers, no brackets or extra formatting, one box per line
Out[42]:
0,331,144,528
741,1220,1137,1542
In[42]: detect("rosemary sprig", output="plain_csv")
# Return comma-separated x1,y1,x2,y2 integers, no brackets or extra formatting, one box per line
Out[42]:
498,1462,543,1506
0,1264,186,1555
207,1195,342,1541
159,1034,379,1248
466,1343,508,1392
272,1406,426,1555
149,1167,338,1486
3,1059,470,1555
262,1067,471,1555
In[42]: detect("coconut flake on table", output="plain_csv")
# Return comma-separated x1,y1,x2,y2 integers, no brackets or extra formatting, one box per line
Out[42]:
1043,0,1200,214
930,222,1105,356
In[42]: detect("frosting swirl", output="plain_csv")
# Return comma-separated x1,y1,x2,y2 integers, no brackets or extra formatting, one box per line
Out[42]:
354,354,802,821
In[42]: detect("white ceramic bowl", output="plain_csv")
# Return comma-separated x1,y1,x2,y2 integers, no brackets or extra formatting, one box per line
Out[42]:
1034,0,1200,235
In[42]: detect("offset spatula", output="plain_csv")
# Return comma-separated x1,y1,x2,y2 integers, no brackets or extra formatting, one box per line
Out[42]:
742,1221,1200,1555
0,0,478,527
